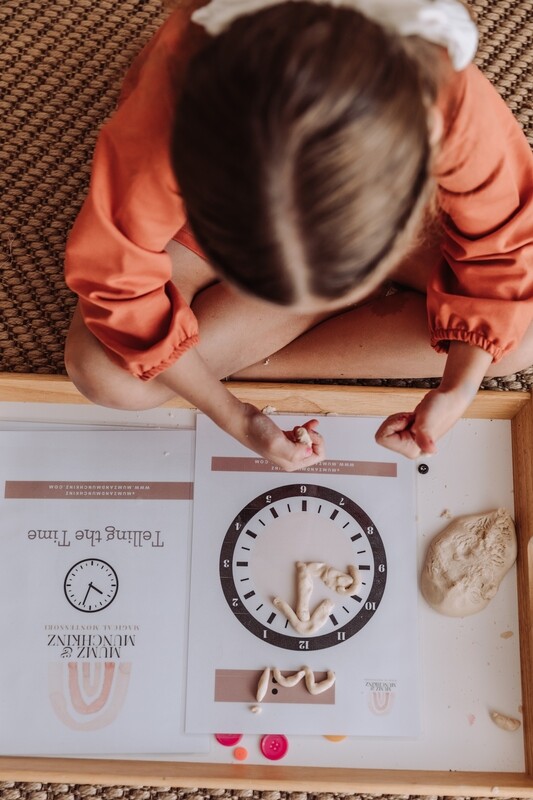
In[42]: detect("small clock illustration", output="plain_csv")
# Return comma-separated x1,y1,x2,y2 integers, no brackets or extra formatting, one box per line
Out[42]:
64,559,119,613
220,483,387,650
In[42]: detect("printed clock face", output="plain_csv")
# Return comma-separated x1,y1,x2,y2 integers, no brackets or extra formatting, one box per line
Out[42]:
220,483,387,650
64,559,119,613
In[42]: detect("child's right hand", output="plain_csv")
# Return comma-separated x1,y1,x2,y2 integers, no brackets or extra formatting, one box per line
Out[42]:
156,349,325,471
239,405,325,471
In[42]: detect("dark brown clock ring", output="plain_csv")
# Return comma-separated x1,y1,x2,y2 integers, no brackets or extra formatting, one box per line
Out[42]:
220,483,387,651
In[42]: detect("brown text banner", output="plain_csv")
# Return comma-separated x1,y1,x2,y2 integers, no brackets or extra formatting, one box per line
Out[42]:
211,457,396,478
4,482,193,500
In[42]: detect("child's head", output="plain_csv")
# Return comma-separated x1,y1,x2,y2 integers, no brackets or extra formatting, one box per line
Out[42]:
171,2,446,310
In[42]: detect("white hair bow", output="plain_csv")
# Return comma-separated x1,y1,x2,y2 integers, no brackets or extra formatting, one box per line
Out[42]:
192,0,478,70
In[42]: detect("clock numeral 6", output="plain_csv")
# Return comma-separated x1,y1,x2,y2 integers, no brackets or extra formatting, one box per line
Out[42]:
298,640,309,650
378,563,385,573
300,485,307,494
223,559,230,568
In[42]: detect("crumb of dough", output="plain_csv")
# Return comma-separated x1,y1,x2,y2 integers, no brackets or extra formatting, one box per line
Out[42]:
250,705,262,714
500,630,514,639
294,426,312,446
440,508,452,519
490,710,521,731
420,509,517,617
262,405,276,413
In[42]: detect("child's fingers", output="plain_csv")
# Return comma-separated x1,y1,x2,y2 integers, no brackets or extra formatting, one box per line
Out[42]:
292,424,313,446
375,412,414,442
288,420,324,457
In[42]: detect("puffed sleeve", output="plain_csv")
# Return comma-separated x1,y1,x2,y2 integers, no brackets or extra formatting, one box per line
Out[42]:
65,10,200,380
428,64,533,362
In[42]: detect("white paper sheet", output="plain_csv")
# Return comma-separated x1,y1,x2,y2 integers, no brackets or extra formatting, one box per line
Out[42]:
0,430,208,755
186,414,420,737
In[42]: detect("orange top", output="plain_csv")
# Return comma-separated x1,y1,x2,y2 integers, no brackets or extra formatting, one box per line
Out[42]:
65,8,533,380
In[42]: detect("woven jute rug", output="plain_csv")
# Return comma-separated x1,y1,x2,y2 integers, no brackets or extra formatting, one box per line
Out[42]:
0,0,532,390
1,787,530,800
0,1,532,798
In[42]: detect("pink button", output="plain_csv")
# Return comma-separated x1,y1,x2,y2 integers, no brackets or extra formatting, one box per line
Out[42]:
215,733,242,746
260,734,289,760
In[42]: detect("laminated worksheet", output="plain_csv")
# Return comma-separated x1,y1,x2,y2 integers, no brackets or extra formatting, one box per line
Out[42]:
186,415,420,737
0,430,207,755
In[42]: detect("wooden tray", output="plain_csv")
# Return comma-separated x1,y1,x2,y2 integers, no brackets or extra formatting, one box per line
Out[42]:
0,373,531,798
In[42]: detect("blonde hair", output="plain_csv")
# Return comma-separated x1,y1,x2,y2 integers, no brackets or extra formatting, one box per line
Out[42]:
172,2,448,304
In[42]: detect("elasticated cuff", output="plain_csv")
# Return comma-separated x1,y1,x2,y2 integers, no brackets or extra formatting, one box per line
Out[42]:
430,328,502,362
137,334,200,380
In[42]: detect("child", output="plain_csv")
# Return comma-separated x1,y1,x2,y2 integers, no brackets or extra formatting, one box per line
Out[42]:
64,0,533,468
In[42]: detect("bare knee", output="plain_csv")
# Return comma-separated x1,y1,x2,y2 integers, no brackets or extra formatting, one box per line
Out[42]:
64,311,174,411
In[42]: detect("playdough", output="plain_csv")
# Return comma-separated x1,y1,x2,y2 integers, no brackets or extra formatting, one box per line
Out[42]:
490,710,521,731
255,667,336,701
273,561,360,634
420,509,517,617
294,426,312,446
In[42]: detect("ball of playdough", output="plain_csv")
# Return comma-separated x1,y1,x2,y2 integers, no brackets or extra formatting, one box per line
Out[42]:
420,509,517,617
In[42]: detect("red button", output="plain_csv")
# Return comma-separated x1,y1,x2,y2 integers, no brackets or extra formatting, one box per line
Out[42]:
260,734,289,760
215,733,242,746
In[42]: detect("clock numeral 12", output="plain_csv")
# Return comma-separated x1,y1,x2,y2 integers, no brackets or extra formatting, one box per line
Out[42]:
298,640,309,650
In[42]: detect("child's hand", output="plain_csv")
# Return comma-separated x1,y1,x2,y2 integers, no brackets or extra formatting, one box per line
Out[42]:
375,342,492,459
241,406,325,471
374,387,472,459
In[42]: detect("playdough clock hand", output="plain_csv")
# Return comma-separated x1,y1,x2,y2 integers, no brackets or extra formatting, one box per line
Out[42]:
273,596,334,634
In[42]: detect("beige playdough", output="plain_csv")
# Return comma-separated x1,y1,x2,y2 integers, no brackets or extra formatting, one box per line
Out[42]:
420,509,517,617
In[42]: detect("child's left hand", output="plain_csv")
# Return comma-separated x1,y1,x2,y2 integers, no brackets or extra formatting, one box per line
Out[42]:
374,387,473,459
375,341,493,459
